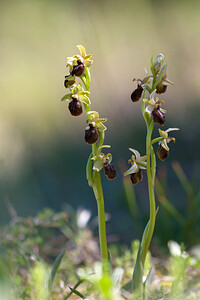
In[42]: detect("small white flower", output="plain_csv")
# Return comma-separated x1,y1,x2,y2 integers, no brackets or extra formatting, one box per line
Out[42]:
158,128,179,151
144,92,166,115
124,148,147,176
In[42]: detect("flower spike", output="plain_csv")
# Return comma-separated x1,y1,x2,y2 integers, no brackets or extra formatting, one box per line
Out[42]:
124,148,147,185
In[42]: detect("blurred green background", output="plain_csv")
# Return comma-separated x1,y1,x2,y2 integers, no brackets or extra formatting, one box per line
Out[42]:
0,0,200,246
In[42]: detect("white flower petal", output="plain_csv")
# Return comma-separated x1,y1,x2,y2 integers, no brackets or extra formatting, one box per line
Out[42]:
161,140,169,151
124,163,139,176
129,148,141,161
145,105,154,114
140,165,147,170
165,128,179,133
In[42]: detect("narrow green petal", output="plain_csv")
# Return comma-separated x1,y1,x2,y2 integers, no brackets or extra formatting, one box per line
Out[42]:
98,145,111,151
84,60,93,67
159,128,168,139
77,45,86,58
78,95,91,105
78,91,90,96
97,123,107,131
97,118,107,123
140,155,147,162
84,54,92,60
87,111,99,121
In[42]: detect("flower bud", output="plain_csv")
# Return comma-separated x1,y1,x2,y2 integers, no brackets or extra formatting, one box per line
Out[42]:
103,163,116,180
156,82,167,94
85,124,98,144
131,85,143,102
157,144,169,161
68,98,83,116
152,108,165,126
154,53,164,71
64,75,76,89
71,61,85,77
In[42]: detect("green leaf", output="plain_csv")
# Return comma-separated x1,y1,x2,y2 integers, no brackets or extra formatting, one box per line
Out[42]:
108,249,112,272
150,56,156,77
144,266,153,298
61,94,72,101
64,280,84,300
48,250,65,292
68,287,86,299
122,280,132,292
132,243,144,293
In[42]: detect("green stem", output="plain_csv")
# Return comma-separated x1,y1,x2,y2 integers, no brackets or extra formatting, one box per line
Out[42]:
82,68,109,273
91,142,109,273
141,120,156,265
92,171,109,272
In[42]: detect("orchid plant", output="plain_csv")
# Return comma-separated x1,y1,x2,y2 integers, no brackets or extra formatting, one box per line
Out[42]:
61,45,116,276
125,53,179,293
61,47,179,297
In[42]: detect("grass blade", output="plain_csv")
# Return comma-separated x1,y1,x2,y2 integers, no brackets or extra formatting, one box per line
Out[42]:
64,279,84,300
48,250,65,292
68,286,86,299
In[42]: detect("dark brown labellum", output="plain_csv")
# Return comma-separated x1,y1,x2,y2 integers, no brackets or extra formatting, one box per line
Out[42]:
130,169,144,185
85,124,98,144
68,98,83,116
152,108,165,126
103,163,116,180
137,169,143,182
157,144,169,161
64,75,75,89
156,82,167,94
130,173,139,185
71,61,85,77
131,86,143,102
